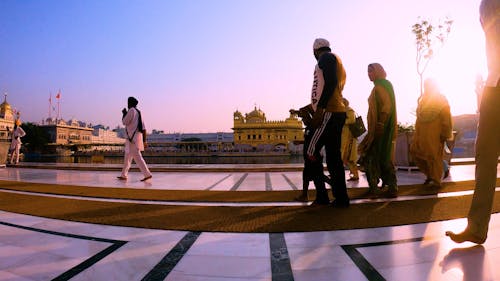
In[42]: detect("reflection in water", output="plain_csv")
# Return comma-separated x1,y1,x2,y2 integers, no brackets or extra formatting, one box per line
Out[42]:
440,245,491,281
24,155,304,165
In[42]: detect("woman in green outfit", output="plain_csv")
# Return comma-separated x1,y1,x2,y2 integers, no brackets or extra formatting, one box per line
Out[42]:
358,63,398,197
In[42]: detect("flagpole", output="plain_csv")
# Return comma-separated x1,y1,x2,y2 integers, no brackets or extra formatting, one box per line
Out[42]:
49,92,52,119
57,89,61,121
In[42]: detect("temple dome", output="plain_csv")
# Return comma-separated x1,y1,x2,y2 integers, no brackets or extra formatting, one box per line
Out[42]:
0,95,14,121
245,106,266,122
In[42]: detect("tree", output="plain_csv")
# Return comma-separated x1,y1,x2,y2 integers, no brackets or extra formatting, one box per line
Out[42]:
412,17,453,96
397,122,415,133
20,122,49,153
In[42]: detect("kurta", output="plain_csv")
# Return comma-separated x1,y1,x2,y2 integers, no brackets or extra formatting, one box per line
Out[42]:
360,82,397,163
410,92,452,184
122,107,145,152
120,105,151,179
341,106,358,163
358,68,398,193
10,126,26,151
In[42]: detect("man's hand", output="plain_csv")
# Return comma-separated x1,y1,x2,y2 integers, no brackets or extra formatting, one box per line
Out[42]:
122,108,127,118
311,108,325,129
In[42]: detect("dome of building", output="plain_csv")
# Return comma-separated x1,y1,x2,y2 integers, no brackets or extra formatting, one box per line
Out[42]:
0,95,14,121
233,110,244,122
245,106,266,122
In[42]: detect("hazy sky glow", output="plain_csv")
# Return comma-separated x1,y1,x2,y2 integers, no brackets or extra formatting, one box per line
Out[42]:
0,0,486,133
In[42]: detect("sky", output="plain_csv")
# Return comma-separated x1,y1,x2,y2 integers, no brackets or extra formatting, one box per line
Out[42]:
0,0,487,133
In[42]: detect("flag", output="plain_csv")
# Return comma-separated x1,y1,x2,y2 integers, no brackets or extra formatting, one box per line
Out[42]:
56,90,61,99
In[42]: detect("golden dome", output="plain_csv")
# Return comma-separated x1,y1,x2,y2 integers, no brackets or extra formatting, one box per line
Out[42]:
0,94,14,121
246,106,266,121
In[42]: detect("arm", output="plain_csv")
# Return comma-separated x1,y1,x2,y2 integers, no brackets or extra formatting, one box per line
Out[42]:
373,85,393,137
18,127,26,138
345,108,356,125
122,108,135,126
317,54,338,109
311,65,325,110
299,104,314,115
141,118,147,146
440,103,453,141
375,85,392,124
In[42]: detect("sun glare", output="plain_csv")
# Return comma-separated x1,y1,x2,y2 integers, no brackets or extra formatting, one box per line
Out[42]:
425,26,487,117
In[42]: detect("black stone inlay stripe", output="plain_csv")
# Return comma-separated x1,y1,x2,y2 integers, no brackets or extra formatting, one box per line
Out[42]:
142,231,201,281
54,242,126,281
341,245,385,281
0,221,127,281
206,174,232,190
266,172,273,191
269,233,294,281
230,173,248,191
341,237,427,281
282,174,298,190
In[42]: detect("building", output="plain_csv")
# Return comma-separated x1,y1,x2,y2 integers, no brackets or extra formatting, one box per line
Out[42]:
40,118,93,145
91,127,125,145
232,106,304,152
0,95,15,140
146,132,234,153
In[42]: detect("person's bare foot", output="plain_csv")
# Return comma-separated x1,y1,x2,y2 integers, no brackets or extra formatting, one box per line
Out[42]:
140,175,152,182
445,230,486,244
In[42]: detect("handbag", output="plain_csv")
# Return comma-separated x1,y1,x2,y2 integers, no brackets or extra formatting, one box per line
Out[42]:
349,115,366,138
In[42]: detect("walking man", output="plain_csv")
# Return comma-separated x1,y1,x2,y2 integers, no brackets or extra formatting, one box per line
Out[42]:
118,97,152,182
307,38,349,207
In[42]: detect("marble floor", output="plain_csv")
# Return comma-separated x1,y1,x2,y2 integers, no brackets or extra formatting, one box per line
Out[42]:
0,164,499,281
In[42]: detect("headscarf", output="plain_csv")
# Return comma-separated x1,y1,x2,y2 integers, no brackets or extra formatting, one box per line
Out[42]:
128,97,138,108
417,78,450,122
368,64,395,125
368,63,387,80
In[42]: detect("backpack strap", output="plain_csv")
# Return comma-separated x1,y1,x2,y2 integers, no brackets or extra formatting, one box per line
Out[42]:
125,107,140,143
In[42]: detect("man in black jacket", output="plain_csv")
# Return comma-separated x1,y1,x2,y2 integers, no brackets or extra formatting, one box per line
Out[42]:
307,38,349,207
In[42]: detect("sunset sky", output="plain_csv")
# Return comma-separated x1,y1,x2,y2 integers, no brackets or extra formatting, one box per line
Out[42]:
0,0,487,133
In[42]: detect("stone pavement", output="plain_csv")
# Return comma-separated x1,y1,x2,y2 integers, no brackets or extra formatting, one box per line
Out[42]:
0,162,499,281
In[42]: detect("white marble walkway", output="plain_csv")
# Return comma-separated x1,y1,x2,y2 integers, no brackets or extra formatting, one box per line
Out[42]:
0,165,499,281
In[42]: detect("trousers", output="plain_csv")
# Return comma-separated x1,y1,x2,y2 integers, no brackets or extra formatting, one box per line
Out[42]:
467,87,500,239
121,142,152,178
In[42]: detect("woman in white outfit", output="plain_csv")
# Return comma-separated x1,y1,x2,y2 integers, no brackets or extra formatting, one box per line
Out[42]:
9,120,26,165
117,97,152,181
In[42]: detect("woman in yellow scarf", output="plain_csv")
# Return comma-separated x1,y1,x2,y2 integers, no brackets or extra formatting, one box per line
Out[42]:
410,78,453,188
341,98,359,181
